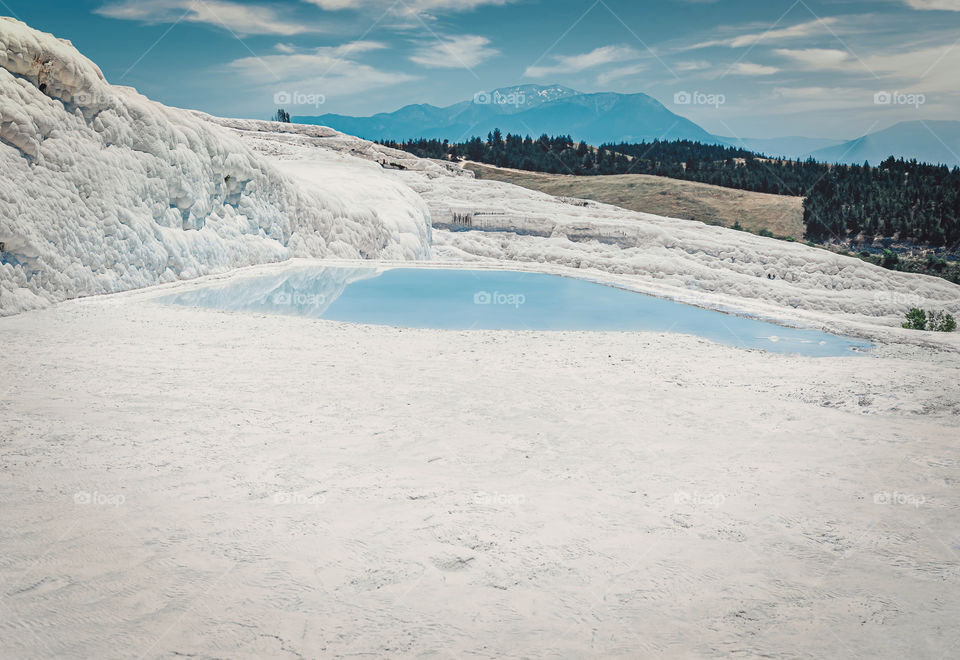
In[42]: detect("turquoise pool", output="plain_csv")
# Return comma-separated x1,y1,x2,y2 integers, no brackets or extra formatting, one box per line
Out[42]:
161,266,872,357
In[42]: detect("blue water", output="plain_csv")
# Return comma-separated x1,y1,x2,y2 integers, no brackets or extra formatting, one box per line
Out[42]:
161,266,872,357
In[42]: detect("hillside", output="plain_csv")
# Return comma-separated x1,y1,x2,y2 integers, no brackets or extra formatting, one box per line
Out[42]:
391,134,960,251
464,162,805,238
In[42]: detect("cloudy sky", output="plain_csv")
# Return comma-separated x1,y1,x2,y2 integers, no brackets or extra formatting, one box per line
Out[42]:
8,0,960,139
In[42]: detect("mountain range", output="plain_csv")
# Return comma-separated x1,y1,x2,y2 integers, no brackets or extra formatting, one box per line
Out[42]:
807,120,960,167
296,84,715,146
294,85,960,167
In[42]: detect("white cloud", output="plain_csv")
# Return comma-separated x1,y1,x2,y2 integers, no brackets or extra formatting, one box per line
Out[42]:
301,0,360,8
97,0,316,35
688,17,840,50
302,0,515,12
862,44,960,94
902,0,960,10
524,45,641,79
774,48,852,69
332,40,389,55
409,35,499,69
772,86,839,99
595,62,647,86
230,41,390,80
769,43,960,92
674,60,712,72
730,62,779,75
747,41,960,118
228,42,414,104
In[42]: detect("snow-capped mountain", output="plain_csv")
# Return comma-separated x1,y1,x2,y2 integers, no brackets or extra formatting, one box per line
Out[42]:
295,85,717,145
475,84,580,112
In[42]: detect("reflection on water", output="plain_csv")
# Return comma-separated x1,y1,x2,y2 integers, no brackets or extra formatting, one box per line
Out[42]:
161,267,380,318
161,266,872,357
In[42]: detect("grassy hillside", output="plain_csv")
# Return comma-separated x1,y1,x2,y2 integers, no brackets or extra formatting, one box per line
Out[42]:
464,162,805,239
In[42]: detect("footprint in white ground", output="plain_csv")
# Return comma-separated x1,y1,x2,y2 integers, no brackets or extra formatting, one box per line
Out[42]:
430,554,476,571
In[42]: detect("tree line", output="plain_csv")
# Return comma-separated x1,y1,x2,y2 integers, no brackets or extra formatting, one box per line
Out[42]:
381,131,960,248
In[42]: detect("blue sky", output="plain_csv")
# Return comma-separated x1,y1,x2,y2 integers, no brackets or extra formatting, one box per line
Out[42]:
7,0,960,139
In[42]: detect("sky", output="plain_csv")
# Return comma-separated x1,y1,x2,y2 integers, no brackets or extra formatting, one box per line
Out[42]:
5,0,960,139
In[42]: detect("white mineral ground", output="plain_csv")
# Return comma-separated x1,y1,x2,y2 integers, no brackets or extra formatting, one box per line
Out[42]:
1,18,959,660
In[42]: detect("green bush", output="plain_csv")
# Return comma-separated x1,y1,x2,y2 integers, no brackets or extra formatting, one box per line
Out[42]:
925,255,948,272
882,249,899,269
929,311,957,332
903,308,957,332
903,308,927,330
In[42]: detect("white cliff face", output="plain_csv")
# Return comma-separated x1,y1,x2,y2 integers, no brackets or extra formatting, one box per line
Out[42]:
0,18,431,316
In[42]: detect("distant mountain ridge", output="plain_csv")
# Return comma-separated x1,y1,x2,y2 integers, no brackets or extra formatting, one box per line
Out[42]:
294,84,716,146
293,86,960,167
809,121,960,167
717,135,846,159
